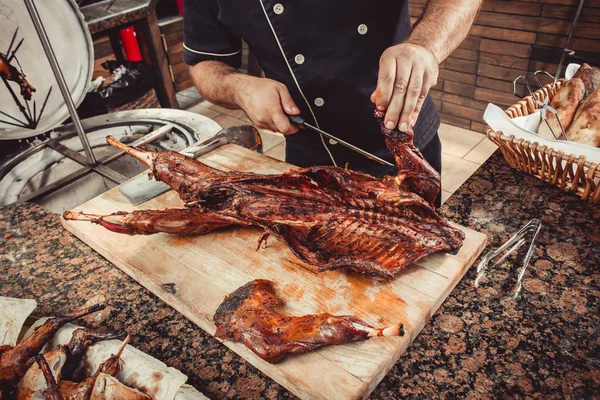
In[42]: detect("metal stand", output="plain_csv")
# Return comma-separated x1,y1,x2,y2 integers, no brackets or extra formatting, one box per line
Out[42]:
554,0,586,82
17,0,173,202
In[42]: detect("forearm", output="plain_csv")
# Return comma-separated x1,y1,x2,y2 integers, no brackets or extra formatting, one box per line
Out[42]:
189,60,249,109
407,0,483,63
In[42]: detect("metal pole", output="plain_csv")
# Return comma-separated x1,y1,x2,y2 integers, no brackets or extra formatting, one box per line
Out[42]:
554,0,586,83
23,0,97,165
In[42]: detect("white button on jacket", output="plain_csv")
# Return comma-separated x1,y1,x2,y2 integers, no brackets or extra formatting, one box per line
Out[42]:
273,3,284,14
294,54,305,64
357,24,368,35
314,97,324,107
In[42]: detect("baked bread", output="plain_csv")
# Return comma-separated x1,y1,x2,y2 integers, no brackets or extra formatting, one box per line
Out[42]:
537,78,585,140
567,87,600,148
571,63,600,98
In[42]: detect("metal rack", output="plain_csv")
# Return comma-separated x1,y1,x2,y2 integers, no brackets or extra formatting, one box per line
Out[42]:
16,0,173,203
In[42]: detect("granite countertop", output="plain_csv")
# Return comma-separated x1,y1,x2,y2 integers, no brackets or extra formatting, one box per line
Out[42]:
1,152,598,399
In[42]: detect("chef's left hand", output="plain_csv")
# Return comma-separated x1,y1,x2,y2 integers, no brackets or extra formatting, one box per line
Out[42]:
371,43,439,132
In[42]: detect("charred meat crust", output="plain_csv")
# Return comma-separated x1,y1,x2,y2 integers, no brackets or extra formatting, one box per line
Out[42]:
64,112,465,278
214,280,400,363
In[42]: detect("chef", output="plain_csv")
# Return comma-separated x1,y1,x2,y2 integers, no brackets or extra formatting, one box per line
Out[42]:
183,0,481,183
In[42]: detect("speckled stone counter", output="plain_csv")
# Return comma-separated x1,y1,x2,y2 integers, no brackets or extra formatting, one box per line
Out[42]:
1,152,598,399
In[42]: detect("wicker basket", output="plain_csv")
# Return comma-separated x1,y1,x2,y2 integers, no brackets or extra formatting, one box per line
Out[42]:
486,79,600,204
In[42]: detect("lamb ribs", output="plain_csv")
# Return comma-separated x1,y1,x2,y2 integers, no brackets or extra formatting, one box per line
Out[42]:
214,279,403,363
64,112,464,278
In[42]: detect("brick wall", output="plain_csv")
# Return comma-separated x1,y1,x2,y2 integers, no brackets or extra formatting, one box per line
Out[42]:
411,0,600,133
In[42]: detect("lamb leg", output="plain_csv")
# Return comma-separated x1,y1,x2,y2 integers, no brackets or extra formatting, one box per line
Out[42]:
63,209,243,235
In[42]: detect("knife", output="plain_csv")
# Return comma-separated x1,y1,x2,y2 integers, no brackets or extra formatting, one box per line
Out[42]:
288,115,394,166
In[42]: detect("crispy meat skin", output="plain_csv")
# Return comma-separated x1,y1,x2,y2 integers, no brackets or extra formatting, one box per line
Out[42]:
214,280,403,363
64,112,464,278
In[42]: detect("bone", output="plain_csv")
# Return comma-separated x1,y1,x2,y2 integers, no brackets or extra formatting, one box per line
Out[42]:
352,322,405,337
106,135,157,168
35,355,63,400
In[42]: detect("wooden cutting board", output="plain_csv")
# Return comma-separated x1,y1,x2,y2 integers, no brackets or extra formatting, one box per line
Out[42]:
62,144,487,400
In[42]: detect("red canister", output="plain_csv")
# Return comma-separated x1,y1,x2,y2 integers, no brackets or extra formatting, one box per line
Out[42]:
119,26,142,62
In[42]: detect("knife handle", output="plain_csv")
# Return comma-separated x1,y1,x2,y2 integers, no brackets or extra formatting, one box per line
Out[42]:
288,115,306,127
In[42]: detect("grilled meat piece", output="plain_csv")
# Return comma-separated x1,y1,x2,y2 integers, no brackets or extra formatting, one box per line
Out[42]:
58,336,129,400
17,350,66,400
59,329,125,380
214,279,403,363
64,113,464,278
0,305,104,391
35,356,63,400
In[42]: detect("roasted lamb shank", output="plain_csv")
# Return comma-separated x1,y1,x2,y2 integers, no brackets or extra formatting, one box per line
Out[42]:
214,279,403,363
64,112,464,278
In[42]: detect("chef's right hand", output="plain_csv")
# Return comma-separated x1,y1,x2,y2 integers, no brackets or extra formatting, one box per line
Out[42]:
237,76,300,134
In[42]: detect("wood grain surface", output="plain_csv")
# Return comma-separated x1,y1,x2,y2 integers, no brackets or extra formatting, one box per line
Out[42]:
62,145,487,400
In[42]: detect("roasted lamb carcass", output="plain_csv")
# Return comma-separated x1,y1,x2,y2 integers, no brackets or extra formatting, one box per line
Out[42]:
214,279,403,363
64,112,464,278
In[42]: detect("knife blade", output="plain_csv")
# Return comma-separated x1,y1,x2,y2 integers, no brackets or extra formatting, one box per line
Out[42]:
288,115,394,166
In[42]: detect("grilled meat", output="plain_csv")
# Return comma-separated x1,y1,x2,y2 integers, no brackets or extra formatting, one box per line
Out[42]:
58,336,129,400
214,279,403,363
35,356,63,400
0,305,104,391
64,112,464,278
59,329,125,380
17,350,66,400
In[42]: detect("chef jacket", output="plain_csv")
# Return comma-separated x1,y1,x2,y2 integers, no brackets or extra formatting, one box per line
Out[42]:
183,0,440,176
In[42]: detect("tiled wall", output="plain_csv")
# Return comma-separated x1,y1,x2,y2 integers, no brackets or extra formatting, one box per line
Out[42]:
411,0,600,133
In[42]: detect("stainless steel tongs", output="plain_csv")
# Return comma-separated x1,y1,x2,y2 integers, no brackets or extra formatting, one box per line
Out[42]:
475,219,542,300
513,70,568,141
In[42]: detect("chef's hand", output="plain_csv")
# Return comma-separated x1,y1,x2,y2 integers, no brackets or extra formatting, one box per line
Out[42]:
237,76,300,134
371,43,439,132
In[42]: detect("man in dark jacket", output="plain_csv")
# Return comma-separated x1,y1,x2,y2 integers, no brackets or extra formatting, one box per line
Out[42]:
183,0,482,179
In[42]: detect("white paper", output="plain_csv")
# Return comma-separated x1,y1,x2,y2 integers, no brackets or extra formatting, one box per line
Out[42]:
565,63,580,80
0,296,37,347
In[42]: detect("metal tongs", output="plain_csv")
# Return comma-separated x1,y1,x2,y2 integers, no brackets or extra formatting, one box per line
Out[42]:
475,219,542,300
513,70,568,141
